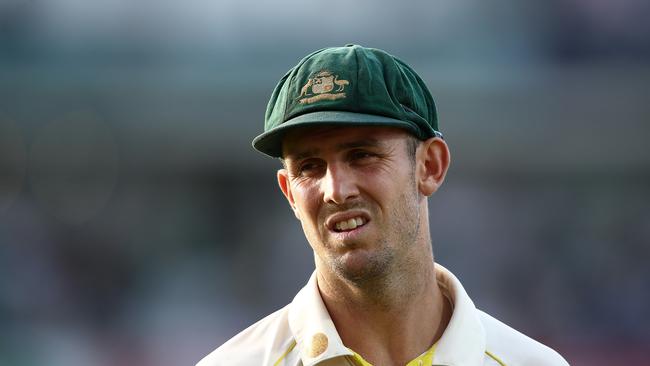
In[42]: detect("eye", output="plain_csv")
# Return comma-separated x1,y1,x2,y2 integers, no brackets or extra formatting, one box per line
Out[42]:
349,149,375,161
294,159,324,177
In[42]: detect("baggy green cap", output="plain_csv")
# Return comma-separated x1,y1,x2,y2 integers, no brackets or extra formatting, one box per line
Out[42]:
252,44,442,157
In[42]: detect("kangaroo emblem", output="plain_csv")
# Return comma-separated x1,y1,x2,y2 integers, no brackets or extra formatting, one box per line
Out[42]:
298,79,313,98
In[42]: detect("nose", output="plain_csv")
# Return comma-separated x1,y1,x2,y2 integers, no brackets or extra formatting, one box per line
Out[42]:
322,163,359,205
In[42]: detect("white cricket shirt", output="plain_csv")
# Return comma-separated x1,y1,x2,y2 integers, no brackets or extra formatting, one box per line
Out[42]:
197,264,569,366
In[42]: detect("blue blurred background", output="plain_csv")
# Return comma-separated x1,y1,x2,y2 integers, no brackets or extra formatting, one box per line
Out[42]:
1,1,649,365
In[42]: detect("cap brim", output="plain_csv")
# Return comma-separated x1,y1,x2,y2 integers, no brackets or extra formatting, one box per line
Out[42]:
252,111,419,158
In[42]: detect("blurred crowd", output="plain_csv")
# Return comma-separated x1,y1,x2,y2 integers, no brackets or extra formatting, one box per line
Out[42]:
1,1,649,365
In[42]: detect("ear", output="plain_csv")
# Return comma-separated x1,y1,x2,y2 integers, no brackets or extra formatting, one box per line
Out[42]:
416,137,450,196
277,169,301,220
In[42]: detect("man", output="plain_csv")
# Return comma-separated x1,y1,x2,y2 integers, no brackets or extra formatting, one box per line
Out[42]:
198,45,569,366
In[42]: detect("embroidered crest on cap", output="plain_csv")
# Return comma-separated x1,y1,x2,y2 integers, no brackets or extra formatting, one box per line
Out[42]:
298,70,349,105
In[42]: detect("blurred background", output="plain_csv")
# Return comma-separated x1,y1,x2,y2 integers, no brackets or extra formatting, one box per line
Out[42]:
1,0,649,365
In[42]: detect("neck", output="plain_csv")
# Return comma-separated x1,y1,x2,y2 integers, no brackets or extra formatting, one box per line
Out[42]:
316,252,452,366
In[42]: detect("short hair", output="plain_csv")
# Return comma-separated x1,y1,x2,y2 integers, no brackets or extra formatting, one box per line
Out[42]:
405,135,421,164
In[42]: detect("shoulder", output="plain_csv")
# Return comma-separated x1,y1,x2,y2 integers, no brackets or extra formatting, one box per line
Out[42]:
478,310,569,366
196,305,297,366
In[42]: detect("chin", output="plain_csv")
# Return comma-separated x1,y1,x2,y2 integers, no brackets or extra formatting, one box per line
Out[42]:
333,250,392,284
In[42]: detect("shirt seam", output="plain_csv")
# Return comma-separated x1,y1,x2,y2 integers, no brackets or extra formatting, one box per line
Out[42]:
273,339,297,366
485,349,507,366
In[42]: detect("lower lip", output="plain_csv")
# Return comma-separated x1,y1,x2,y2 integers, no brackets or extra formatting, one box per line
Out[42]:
330,223,368,241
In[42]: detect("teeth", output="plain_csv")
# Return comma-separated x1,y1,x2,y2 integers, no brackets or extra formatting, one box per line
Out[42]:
334,216,365,231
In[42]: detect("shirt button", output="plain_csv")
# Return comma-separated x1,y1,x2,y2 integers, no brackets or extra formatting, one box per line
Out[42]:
308,332,329,357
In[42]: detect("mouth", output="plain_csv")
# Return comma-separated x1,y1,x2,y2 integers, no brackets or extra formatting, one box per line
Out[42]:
326,213,370,233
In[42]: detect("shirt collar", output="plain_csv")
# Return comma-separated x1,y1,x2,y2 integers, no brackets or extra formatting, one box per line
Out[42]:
288,272,353,366
288,265,486,366
432,264,486,366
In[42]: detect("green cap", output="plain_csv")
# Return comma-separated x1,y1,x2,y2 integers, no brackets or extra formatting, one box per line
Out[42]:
252,44,442,157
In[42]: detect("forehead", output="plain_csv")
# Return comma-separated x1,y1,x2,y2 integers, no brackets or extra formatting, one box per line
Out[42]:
281,125,410,158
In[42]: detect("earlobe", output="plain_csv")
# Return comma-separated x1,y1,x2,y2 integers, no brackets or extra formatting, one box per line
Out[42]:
417,137,451,196
277,169,301,220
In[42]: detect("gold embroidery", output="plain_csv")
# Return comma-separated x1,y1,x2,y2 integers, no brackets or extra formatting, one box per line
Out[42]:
298,70,349,105
333,75,349,91
298,79,313,98
299,93,346,104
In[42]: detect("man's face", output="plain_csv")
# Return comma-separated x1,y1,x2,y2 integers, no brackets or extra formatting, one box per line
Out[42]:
277,126,425,283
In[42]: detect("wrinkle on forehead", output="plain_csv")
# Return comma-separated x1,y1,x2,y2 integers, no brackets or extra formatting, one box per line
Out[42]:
281,126,409,160
287,138,382,161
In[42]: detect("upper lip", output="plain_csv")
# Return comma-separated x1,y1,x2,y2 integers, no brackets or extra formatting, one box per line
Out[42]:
325,211,370,231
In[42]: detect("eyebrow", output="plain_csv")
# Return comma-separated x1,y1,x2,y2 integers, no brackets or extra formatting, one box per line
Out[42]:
287,138,382,161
